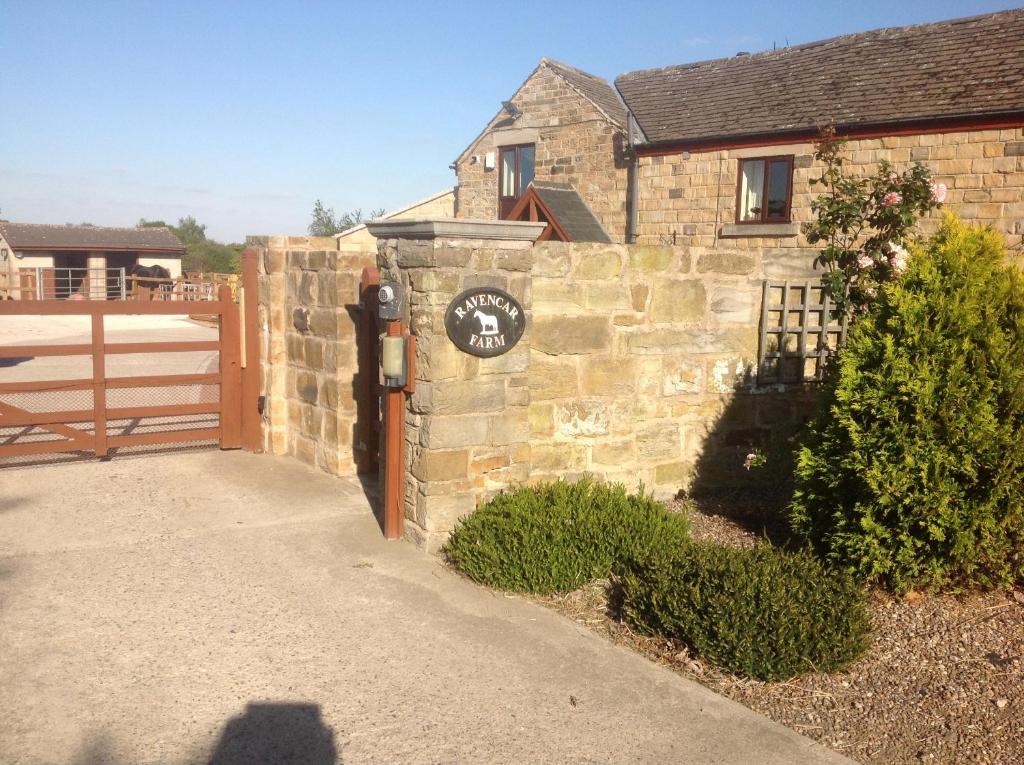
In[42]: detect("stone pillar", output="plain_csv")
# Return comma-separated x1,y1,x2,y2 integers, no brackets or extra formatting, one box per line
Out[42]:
367,219,546,552
87,252,107,299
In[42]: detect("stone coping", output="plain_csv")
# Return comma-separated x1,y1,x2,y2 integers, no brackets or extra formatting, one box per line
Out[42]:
719,222,800,238
366,218,548,241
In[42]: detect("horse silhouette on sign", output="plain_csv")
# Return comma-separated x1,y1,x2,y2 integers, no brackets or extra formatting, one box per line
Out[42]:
473,310,499,336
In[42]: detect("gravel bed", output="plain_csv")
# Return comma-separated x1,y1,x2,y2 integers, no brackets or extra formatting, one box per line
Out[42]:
530,498,1024,764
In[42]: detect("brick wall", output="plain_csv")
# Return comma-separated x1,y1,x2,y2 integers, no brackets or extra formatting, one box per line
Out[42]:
253,235,377,476
636,128,1024,253
455,64,628,241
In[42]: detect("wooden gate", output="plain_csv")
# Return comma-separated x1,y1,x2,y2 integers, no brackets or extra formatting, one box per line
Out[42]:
0,252,261,462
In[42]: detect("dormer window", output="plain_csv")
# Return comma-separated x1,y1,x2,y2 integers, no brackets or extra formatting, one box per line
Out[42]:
737,156,793,223
499,144,535,219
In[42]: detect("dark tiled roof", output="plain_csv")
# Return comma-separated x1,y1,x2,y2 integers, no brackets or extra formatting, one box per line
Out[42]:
531,183,612,243
615,9,1024,145
0,222,184,252
543,58,627,127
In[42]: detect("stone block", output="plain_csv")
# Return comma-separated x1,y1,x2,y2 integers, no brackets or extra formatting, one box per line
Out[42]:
623,283,648,312
420,415,490,449
533,243,572,277
295,370,318,404
489,412,530,445
557,400,610,437
650,280,706,323
697,252,755,275
531,442,587,472
654,461,693,487
628,245,673,271
415,492,477,532
628,326,756,356
533,278,585,311
528,402,555,436
591,438,635,465
308,308,338,337
435,245,474,268
395,240,436,268
708,357,756,393
709,286,756,323
637,422,681,462
573,249,622,279
494,247,533,271
531,315,611,354
661,357,704,395
412,449,470,481
581,356,637,396
762,248,818,277
430,380,507,415
584,283,631,310
292,307,310,333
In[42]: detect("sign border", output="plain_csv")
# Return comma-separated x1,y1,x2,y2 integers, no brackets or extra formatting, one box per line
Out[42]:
444,287,526,358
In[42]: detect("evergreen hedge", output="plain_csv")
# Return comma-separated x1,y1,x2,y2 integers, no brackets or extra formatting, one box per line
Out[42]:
444,478,689,593
791,217,1024,591
619,542,871,681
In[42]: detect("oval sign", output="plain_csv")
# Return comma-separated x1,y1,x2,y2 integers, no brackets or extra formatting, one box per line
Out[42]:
444,287,526,357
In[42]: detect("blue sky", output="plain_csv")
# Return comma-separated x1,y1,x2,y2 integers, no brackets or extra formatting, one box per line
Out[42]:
1,0,1019,242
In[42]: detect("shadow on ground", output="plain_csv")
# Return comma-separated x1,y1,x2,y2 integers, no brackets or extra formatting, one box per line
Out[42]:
67,702,340,765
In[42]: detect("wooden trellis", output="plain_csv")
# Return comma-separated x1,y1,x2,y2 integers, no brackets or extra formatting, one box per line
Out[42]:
758,280,849,384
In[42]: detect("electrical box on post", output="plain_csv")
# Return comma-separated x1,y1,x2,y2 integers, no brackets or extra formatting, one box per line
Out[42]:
378,282,405,321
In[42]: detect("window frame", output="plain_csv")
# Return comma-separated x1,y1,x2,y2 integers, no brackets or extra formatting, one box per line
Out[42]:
497,143,536,219
734,155,794,225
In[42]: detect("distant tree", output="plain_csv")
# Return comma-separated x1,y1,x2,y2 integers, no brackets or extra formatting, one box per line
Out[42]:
308,199,386,236
138,215,239,274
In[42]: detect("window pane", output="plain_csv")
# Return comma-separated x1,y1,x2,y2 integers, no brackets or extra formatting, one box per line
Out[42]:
500,148,516,198
739,160,765,221
766,159,790,219
517,145,535,196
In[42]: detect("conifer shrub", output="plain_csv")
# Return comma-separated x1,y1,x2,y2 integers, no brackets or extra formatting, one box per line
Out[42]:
444,478,690,593
619,542,871,681
791,217,1024,591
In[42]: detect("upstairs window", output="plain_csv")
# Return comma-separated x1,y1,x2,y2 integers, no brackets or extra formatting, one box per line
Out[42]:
737,156,793,223
499,144,535,219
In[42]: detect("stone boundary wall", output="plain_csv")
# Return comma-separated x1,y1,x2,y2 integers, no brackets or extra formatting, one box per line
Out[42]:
368,220,822,551
528,241,817,495
251,235,377,476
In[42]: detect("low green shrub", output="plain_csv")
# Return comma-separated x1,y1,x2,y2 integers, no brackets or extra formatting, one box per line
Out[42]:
791,217,1024,591
444,478,690,593
620,542,871,681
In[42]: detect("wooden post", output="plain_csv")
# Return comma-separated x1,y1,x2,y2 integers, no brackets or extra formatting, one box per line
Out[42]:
240,249,261,451
219,284,242,449
91,312,108,457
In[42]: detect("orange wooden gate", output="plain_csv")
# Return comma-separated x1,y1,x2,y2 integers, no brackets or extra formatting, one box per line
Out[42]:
0,251,261,462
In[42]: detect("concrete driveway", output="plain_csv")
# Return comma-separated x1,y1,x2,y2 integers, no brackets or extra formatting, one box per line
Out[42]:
0,451,849,764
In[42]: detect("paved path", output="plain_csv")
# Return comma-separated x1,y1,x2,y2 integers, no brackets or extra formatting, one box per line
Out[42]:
0,451,850,764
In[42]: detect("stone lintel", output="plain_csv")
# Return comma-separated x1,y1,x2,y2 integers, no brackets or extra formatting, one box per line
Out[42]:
367,218,547,242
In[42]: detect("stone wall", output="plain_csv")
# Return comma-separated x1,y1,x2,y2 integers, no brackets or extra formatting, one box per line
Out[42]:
455,63,628,241
636,128,1024,252
528,241,816,495
367,220,818,551
371,220,545,551
252,235,377,476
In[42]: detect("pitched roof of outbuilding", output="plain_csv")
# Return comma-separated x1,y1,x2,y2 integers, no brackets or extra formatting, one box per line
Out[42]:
615,9,1024,146
509,182,613,243
0,222,185,252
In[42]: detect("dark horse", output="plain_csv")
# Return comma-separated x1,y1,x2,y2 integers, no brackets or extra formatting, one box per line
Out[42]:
128,264,172,295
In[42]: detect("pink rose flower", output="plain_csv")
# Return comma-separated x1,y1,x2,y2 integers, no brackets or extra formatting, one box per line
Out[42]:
857,254,874,269
882,191,903,207
931,183,947,204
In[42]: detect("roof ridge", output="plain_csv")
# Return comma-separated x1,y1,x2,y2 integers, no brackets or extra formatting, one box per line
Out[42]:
616,8,1024,82
0,221,173,232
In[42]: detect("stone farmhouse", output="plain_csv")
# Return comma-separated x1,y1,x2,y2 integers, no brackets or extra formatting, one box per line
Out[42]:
453,9,1024,255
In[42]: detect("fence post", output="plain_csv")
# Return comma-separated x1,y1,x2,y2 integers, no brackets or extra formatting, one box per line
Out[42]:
240,250,261,451
92,310,108,457
219,284,242,449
